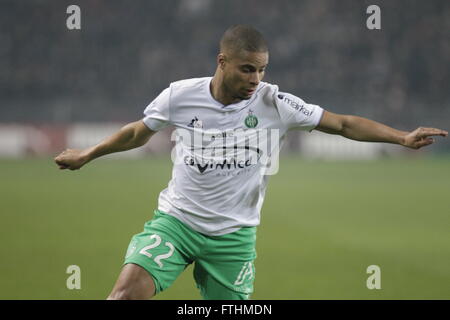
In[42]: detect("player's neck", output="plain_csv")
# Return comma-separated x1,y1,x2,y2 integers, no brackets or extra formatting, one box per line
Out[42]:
210,74,241,106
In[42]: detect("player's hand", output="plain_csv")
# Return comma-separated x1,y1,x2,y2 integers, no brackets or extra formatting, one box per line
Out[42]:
402,127,448,149
54,149,89,170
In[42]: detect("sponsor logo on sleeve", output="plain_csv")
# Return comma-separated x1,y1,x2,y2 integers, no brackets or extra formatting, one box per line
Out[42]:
278,94,314,117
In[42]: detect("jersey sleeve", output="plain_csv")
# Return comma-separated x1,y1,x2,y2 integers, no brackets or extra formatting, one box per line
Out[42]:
142,87,171,131
274,91,324,132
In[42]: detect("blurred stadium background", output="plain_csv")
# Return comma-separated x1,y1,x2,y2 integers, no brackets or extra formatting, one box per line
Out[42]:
0,0,449,299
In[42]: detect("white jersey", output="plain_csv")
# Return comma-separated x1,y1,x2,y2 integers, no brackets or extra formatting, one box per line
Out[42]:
143,77,324,236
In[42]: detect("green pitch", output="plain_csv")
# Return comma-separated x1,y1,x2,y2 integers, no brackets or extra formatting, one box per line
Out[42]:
1,155,449,299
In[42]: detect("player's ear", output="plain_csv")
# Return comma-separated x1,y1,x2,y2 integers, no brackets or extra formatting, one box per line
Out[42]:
217,53,226,70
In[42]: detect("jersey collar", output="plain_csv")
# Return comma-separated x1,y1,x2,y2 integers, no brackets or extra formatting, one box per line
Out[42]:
205,77,263,112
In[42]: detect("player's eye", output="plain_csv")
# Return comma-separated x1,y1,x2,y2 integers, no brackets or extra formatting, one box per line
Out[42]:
240,66,255,73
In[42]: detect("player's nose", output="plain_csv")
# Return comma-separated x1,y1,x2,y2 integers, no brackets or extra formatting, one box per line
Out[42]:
249,72,260,86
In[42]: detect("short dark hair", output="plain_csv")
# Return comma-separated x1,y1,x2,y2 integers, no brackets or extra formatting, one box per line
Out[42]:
220,25,268,55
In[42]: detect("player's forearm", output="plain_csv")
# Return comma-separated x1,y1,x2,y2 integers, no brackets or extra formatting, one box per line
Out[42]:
83,123,148,162
340,115,408,145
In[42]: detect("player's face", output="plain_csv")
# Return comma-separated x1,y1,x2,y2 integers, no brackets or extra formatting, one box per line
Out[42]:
221,50,269,101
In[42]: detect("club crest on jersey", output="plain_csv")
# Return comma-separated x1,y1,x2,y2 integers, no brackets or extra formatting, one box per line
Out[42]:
187,116,203,129
244,109,258,128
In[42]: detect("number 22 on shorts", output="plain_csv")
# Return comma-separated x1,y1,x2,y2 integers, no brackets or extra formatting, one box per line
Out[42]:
139,234,175,268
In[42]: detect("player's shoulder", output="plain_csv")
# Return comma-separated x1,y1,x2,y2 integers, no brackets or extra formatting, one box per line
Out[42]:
165,77,211,105
258,81,307,109
257,80,277,94
254,80,282,107
169,77,210,93
256,81,316,123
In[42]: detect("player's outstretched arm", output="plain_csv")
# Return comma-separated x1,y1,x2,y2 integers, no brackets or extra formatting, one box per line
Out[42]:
54,120,156,170
315,111,448,149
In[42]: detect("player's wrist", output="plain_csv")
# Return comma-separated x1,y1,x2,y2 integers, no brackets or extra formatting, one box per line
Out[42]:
80,147,96,164
398,131,408,147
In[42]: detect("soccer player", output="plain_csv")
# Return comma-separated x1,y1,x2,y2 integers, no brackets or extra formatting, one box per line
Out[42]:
54,25,447,300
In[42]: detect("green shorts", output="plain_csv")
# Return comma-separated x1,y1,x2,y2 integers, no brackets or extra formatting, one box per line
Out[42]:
124,210,257,300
